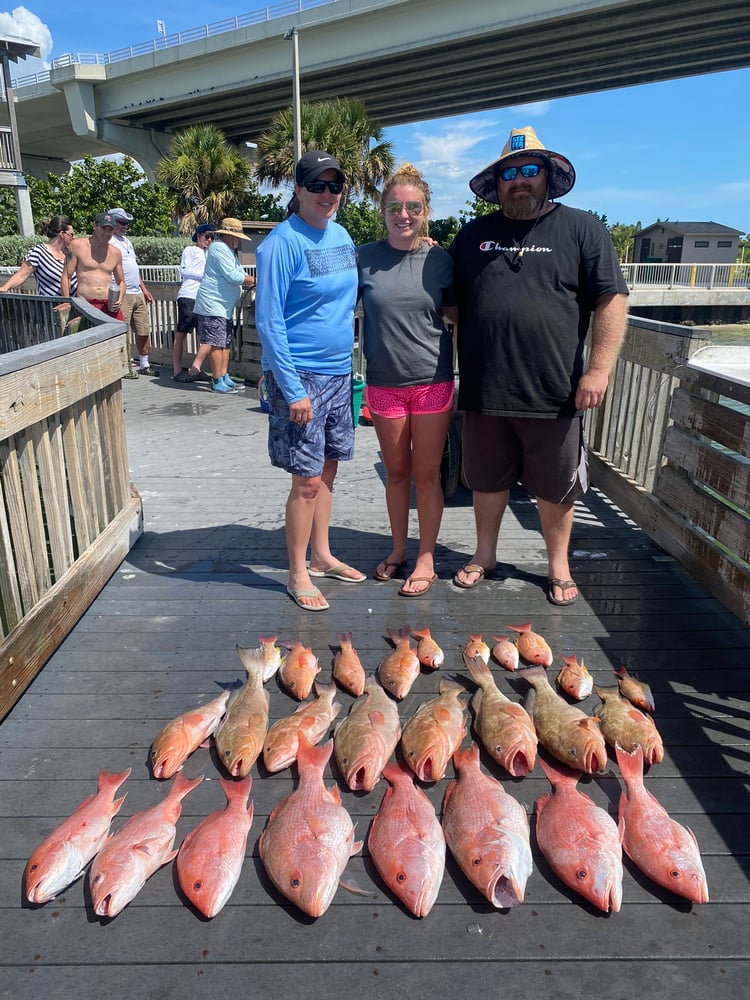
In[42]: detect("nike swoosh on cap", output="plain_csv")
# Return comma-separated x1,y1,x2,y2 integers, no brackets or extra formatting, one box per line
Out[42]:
317,156,331,162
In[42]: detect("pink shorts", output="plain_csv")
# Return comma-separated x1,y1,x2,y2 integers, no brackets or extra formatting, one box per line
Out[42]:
365,381,454,419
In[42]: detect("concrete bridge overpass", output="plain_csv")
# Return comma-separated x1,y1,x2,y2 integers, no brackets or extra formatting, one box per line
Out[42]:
11,0,750,178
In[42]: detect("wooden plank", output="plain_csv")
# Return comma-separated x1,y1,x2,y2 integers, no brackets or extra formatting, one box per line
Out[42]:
670,385,750,457
15,426,50,597
32,412,75,579
656,464,750,564
0,466,23,635
663,424,750,513
0,488,143,720
60,403,92,553
0,435,38,613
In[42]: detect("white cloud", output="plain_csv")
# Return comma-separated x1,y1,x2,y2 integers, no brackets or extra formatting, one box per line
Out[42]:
0,6,53,76
512,101,551,118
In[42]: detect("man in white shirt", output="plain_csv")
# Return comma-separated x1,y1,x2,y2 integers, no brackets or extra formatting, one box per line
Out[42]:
108,207,155,377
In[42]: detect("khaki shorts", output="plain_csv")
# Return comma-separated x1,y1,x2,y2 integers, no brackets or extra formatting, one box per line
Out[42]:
120,292,150,337
461,411,588,504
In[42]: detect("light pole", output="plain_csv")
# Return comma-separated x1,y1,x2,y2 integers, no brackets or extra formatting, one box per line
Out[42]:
283,27,302,164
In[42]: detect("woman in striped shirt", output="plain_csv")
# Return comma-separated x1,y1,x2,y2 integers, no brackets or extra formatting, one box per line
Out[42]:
0,215,77,296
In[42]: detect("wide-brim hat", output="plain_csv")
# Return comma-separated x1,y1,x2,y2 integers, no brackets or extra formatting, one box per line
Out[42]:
469,126,576,204
214,218,251,240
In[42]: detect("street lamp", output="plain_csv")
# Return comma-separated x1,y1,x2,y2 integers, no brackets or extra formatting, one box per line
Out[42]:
283,27,302,164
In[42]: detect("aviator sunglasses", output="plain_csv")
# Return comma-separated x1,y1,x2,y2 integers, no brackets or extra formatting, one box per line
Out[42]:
386,200,424,216
304,179,344,194
498,162,543,182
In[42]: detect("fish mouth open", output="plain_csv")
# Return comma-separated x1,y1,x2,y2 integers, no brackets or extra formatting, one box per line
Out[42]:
592,871,622,913
489,872,524,909
94,892,115,918
506,751,531,777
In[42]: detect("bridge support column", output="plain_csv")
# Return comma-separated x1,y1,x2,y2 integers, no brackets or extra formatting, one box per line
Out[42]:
97,122,173,181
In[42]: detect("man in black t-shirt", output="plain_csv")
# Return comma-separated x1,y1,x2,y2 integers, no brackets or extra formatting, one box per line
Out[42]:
449,126,629,606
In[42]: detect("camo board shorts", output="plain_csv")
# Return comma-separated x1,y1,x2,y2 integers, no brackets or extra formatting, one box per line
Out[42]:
365,380,454,418
196,314,233,347
265,369,355,478
461,412,588,504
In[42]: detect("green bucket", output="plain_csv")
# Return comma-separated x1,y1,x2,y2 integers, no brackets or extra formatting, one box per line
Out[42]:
352,374,365,420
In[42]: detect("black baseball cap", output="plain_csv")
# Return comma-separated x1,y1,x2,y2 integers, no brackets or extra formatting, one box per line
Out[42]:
295,150,344,186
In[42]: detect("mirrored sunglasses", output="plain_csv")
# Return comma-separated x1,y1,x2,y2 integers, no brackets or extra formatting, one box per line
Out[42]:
304,180,343,194
498,163,543,182
386,200,424,217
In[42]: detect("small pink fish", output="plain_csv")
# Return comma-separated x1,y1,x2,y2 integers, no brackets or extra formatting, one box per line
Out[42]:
377,625,420,700
89,771,203,918
150,691,230,779
279,640,320,700
491,636,519,672
411,627,444,669
176,775,254,918
556,655,594,701
614,665,655,712
616,744,708,903
257,635,282,681
25,769,131,904
333,632,366,696
263,680,342,773
464,633,490,664
507,623,553,667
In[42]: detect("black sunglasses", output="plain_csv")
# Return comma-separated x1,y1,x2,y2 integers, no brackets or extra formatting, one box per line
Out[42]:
304,179,343,194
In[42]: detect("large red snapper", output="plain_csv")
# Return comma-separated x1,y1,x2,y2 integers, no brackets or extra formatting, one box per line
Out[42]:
258,735,362,917
616,743,708,903
263,680,342,773
89,771,203,918
535,757,623,913
333,631,366,696
594,685,664,765
368,760,445,917
463,654,537,777
519,665,606,774
507,623,553,667
149,690,230,779
400,678,468,782
377,625,420,700
279,640,321,700
176,775,254,918
442,743,532,908
334,675,401,791
215,646,270,778
25,768,131,904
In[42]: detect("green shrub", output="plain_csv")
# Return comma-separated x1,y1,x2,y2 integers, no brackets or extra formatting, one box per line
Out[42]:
0,236,190,267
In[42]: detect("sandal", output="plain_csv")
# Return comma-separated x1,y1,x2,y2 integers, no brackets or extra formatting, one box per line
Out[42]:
373,559,407,582
398,573,438,597
452,563,492,590
547,577,578,606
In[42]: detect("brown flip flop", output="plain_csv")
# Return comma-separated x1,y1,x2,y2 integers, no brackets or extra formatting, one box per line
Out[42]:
452,563,491,590
398,573,438,597
373,560,407,581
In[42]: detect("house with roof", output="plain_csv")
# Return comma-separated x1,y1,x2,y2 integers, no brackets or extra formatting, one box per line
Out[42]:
633,221,743,264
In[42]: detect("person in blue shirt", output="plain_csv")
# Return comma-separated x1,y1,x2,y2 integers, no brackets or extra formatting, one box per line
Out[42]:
255,150,365,612
193,218,256,394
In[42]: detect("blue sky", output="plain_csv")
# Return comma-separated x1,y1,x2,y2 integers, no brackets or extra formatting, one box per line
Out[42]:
3,2,749,236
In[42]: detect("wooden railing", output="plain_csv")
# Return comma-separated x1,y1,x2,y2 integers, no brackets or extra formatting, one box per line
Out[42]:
587,315,750,625
0,296,143,719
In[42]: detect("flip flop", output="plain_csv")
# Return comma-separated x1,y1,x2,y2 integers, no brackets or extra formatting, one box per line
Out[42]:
373,559,407,582
308,562,366,583
398,573,438,597
547,577,578,606
452,563,492,590
286,585,330,612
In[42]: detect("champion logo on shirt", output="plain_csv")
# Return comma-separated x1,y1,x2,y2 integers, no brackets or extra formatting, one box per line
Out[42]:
478,241,552,253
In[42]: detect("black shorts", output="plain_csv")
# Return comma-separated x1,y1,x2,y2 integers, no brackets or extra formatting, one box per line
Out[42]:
176,297,197,334
461,412,588,504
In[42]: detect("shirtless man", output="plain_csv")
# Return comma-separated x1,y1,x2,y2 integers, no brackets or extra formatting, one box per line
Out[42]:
61,212,126,318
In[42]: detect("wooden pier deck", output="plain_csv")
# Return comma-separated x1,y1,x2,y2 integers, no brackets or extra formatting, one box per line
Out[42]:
2,371,749,999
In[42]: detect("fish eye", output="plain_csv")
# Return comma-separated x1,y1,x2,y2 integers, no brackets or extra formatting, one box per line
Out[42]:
290,875,301,889
396,871,407,883
575,868,589,881
29,863,38,872
472,856,482,867
669,869,681,880
193,880,202,891
92,873,102,884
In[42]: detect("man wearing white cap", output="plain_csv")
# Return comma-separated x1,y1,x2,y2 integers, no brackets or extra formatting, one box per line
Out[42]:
108,208,155,377
449,126,629,607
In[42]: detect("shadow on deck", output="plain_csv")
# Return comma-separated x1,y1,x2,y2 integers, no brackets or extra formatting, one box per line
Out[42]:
1,371,748,999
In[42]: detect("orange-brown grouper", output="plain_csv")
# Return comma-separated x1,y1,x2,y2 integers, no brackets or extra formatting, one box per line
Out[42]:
519,665,606,773
463,654,537,777
334,674,401,792
368,760,445,917
377,625,420,700
594,685,664,765
400,678,468,783
176,775,254,918
443,743,532,908
214,646,270,779
535,756,623,913
333,631,366,696
149,690,230,779
263,680,342,773
25,768,131,904
89,771,203,918
616,743,708,903
259,735,362,917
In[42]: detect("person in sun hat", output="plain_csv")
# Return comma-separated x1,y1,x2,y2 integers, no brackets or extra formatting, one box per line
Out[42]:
255,149,366,612
171,222,216,382
107,207,155,378
448,125,629,606
192,217,256,394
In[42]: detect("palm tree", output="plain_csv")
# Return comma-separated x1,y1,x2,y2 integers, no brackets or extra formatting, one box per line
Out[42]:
255,98,394,207
155,124,253,234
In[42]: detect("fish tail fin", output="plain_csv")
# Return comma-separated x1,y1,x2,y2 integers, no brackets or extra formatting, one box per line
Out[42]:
463,652,491,684
168,771,204,802
516,664,546,682
98,767,131,795
219,774,252,805
538,755,578,788
386,624,411,644
613,664,629,679
411,627,429,639
452,742,481,770
614,742,644,787
506,623,531,634
313,678,338,698
335,631,352,644
381,760,410,785
258,634,278,645
297,733,333,772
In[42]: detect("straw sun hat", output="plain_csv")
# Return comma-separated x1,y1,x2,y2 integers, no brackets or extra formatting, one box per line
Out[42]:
469,126,576,204
213,218,251,240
